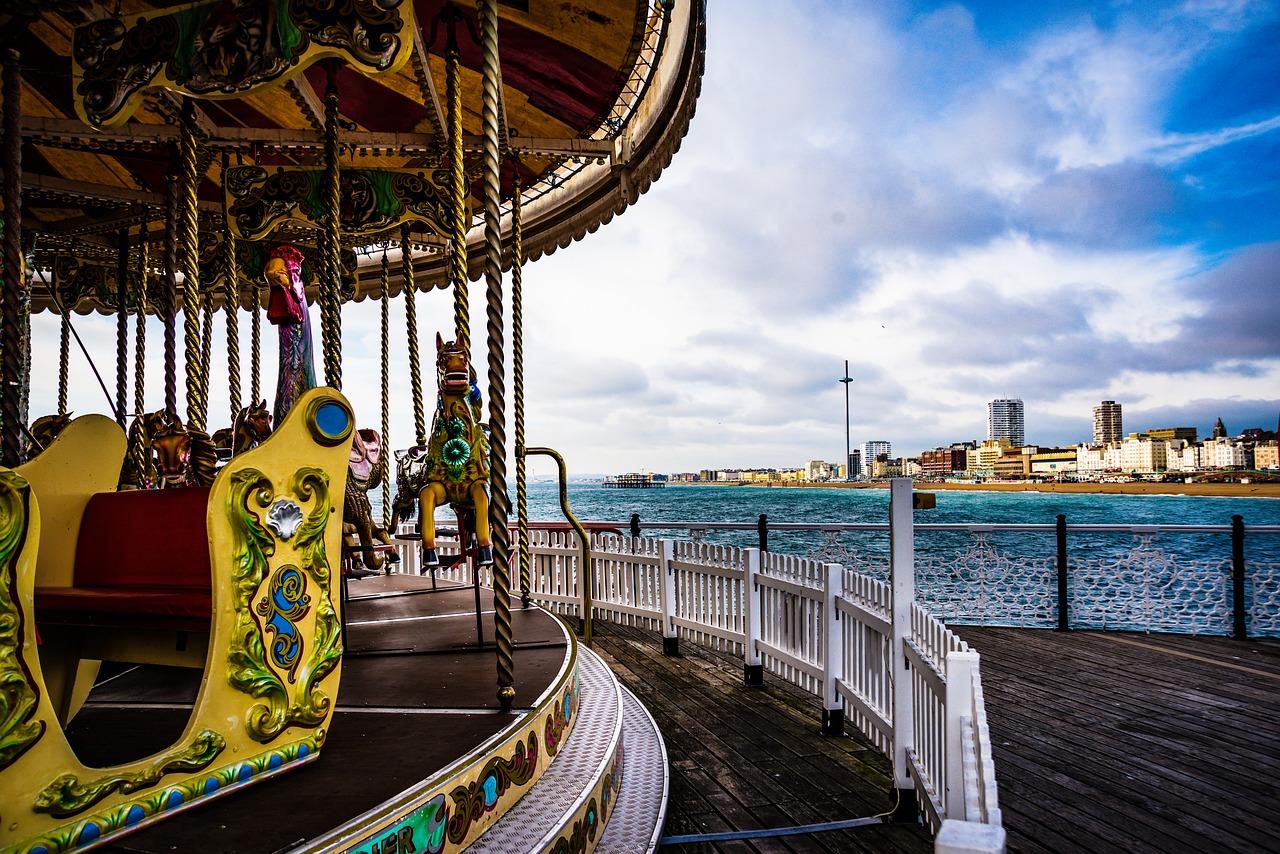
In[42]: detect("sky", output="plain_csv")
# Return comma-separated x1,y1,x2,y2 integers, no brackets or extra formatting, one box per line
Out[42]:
30,0,1280,477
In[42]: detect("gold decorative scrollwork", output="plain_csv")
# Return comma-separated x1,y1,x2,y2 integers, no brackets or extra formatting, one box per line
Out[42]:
0,471,45,771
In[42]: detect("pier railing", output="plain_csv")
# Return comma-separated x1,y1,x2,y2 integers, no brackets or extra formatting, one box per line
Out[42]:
388,481,1005,850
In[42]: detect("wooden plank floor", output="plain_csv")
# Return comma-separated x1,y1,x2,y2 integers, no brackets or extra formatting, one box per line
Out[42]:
954,627,1280,854
591,622,1280,854
589,622,934,853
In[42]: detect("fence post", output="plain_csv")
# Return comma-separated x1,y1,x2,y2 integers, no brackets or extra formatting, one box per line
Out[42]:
944,650,979,820
757,513,768,552
1232,515,1246,640
744,548,763,686
630,512,641,538
660,538,679,655
822,561,844,735
889,478,918,819
1056,514,1069,632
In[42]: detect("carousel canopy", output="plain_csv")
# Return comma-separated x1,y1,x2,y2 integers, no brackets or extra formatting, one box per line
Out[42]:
2,0,704,312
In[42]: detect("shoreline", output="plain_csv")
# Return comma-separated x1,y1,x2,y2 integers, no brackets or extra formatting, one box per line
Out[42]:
672,480,1280,498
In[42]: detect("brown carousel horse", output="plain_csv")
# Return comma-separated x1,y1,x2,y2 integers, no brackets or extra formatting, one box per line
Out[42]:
392,335,492,568
119,410,217,489
213,400,272,458
26,413,72,457
342,428,399,572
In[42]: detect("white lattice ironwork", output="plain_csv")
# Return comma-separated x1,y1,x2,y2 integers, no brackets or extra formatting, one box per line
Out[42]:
808,529,884,578
1249,563,1280,635
915,532,1057,628
1070,535,1231,634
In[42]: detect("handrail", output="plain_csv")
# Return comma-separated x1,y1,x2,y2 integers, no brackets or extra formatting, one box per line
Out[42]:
520,447,594,645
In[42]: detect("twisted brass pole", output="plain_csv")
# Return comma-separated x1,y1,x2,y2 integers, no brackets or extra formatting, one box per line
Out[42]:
250,273,262,406
401,223,425,445
179,101,205,429
1,48,22,466
130,236,150,479
446,20,469,352
57,311,69,416
115,227,129,429
479,0,513,708
512,174,529,605
199,294,213,426
322,71,343,389
163,162,179,416
380,249,391,529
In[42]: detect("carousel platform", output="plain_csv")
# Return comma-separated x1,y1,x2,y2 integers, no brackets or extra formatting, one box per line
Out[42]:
54,575,666,853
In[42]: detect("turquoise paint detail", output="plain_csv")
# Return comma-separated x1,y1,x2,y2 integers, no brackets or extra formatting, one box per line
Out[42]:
237,764,253,782
166,790,184,809
482,774,498,807
78,823,100,845
204,777,221,795
125,805,146,826
298,743,310,759
268,752,284,770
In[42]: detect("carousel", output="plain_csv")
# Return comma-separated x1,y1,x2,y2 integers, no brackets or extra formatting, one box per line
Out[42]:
0,1,704,852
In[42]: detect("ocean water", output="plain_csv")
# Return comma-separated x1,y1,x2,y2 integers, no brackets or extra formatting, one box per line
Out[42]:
377,481,1280,567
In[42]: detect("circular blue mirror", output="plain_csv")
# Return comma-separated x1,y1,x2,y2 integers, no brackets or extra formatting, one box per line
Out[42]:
314,402,351,441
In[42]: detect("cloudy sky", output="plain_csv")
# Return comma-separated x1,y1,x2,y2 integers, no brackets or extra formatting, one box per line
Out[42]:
33,0,1280,477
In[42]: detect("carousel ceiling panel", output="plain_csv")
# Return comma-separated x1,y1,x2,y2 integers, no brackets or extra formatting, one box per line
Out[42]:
12,0,705,310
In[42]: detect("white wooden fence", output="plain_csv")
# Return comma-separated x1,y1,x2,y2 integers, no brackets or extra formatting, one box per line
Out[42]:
384,479,1004,851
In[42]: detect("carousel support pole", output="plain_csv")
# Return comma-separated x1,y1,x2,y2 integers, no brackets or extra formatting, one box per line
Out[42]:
321,62,342,390
445,10,469,352
478,0,514,709
179,100,206,430
401,224,425,446
164,161,179,416
380,250,392,534
130,236,150,478
1,47,24,466
223,157,241,417
115,228,130,428
199,291,213,425
250,267,262,406
57,311,69,416
511,174,530,607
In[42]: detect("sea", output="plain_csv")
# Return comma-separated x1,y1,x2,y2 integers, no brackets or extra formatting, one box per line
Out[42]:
375,481,1280,567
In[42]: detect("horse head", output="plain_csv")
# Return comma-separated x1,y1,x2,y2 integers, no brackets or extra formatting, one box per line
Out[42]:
151,417,192,487
436,334,472,398
350,428,381,485
29,413,73,453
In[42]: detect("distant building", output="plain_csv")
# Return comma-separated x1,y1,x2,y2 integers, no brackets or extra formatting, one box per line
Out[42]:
1148,427,1197,443
976,438,1013,471
1255,442,1279,470
921,448,967,477
1031,449,1078,476
1119,434,1168,474
861,441,891,477
1204,437,1245,469
1093,401,1123,444
1076,444,1109,473
1212,418,1228,440
846,450,861,481
988,399,1025,447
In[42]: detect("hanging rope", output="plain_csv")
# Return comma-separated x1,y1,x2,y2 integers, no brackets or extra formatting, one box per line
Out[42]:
223,174,242,417
129,234,150,479
446,18,469,352
179,100,206,429
479,0,514,707
57,311,70,416
401,223,425,445
115,227,129,428
380,248,391,531
321,67,343,389
511,173,529,604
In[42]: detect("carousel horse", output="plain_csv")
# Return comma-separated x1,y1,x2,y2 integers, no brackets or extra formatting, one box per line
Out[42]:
391,335,492,568
119,409,182,489
150,417,219,488
265,244,316,427
26,412,72,457
342,428,400,571
214,399,272,455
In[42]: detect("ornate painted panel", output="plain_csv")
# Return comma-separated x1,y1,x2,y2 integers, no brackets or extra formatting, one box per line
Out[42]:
72,0,416,128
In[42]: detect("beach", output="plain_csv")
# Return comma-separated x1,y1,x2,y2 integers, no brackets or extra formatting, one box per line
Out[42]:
740,480,1280,498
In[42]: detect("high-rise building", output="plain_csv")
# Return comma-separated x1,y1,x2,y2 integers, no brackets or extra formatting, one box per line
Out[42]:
987,399,1025,447
861,441,891,477
1093,400,1122,444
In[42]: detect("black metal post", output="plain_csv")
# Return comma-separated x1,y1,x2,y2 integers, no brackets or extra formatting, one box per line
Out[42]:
629,512,640,538
758,513,768,552
1056,514,1069,632
1232,514,1246,640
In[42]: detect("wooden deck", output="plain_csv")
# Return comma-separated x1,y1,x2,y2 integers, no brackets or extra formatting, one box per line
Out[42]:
590,621,1280,854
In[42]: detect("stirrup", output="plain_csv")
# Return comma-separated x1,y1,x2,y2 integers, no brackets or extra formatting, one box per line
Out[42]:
476,545,493,566
421,547,440,572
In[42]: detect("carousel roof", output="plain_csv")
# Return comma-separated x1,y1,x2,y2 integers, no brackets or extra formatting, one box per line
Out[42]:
4,0,705,312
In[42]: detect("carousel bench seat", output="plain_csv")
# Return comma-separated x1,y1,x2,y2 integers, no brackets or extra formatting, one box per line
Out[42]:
34,487,213,633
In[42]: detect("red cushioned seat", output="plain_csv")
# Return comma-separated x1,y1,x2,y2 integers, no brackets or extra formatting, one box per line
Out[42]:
33,487,214,633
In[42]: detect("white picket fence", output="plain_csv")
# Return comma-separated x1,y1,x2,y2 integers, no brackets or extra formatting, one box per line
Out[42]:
384,480,1003,851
